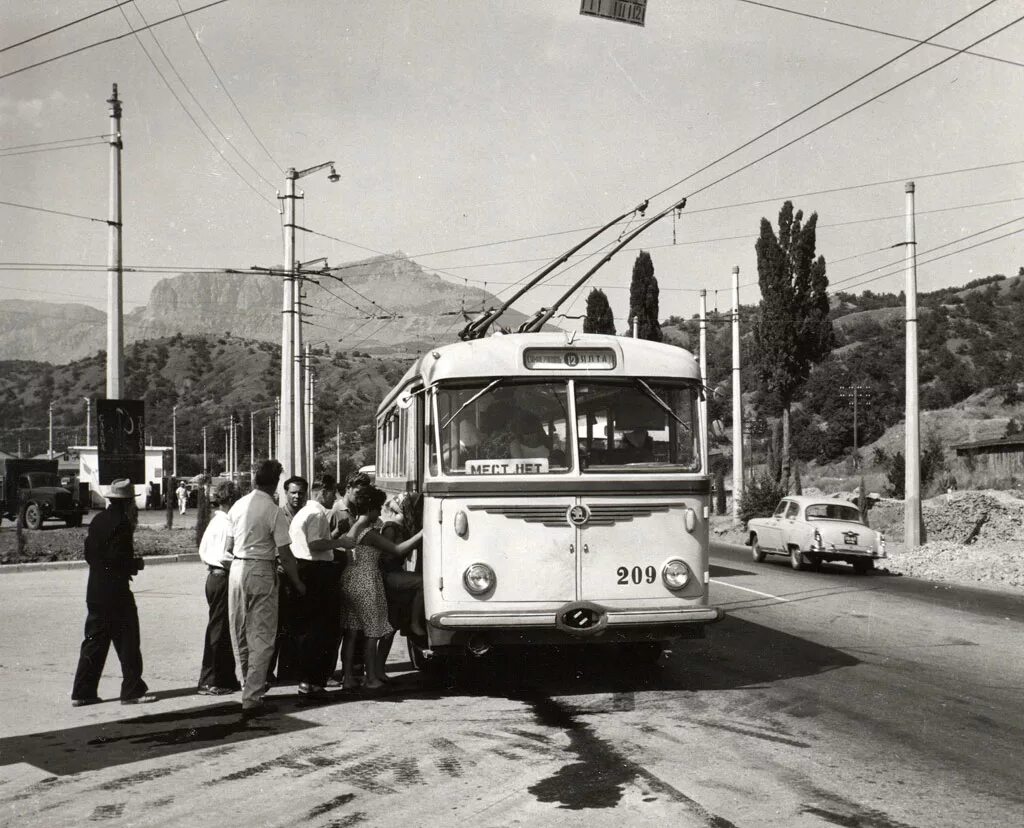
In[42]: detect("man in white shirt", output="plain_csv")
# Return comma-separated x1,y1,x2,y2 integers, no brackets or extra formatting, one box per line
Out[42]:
227,460,305,719
289,478,355,701
196,479,241,696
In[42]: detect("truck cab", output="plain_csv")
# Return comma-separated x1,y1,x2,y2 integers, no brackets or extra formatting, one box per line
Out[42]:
1,459,88,529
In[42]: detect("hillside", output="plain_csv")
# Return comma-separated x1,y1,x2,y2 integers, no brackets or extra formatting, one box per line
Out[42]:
0,253,539,364
0,335,413,474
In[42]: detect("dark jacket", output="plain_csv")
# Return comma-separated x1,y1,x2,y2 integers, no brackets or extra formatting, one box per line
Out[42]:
85,506,137,604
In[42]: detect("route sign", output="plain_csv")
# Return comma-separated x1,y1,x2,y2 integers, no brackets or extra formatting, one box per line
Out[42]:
96,399,146,485
580,0,647,27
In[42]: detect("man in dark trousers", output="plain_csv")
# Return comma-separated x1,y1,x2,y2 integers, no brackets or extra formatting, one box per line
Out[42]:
71,478,156,706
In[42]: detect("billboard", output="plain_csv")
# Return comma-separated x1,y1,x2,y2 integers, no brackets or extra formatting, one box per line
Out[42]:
96,399,146,485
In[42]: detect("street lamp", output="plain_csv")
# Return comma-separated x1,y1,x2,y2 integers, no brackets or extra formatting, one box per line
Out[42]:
280,161,339,481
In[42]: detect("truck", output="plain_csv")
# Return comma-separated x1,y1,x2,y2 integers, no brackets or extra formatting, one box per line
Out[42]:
1,459,90,529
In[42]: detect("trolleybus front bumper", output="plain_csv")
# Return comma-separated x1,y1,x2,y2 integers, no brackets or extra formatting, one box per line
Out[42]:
429,602,723,645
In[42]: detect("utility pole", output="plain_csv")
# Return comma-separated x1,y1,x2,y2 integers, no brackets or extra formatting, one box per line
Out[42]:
838,385,872,467
202,426,207,474
305,343,314,476
336,423,341,482
83,397,92,446
224,426,229,479
250,410,256,487
698,289,709,474
106,84,124,399
904,181,922,546
731,266,743,523
280,161,338,483
172,404,178,477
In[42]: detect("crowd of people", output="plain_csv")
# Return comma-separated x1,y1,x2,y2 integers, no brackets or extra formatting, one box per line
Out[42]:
70,461,425,721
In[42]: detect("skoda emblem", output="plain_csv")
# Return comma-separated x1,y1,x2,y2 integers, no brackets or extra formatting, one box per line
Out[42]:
564,352,579,367
567,504,590,527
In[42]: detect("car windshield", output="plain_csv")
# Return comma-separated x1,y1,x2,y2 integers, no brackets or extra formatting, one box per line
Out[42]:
805,503,862,522
436,380,572,475
21,473,60,488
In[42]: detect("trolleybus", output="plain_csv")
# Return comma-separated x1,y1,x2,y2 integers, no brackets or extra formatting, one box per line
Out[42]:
374,330,722,669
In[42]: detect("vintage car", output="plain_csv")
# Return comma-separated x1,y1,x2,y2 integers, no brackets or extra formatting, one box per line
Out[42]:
746,495,886,574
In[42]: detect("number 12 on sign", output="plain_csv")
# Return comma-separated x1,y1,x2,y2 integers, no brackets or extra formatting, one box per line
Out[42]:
580,0,647,27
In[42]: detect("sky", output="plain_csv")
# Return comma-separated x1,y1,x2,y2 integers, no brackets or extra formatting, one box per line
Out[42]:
1,0,1023,339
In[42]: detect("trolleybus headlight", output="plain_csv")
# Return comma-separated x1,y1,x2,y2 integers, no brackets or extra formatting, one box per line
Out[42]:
662,559,691,591
454,509,469,538
463,563,496,595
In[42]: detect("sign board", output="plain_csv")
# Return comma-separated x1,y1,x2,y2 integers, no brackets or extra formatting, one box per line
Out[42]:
524,347,617,371
96,399,146,485
466,458,549,476
580,0,646,27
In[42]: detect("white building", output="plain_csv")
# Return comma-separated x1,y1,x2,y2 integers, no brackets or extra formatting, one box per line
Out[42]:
72,446,170,509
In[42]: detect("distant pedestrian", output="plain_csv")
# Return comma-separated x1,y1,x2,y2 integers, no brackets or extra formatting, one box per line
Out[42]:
227,460,305,720
71,479,156,707
196,479,241,696
176,482,188,515
289,478,355,702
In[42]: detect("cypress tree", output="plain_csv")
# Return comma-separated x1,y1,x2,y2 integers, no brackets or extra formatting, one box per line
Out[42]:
750,202,834,492
583,288,616,334
628,251,663,342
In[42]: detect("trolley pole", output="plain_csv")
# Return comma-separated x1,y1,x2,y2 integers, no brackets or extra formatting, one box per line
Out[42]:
731,266,743,523
904,181,922,546
106,84,124,399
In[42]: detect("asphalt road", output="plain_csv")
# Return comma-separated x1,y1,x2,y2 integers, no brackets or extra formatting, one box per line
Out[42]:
0,542,1021,827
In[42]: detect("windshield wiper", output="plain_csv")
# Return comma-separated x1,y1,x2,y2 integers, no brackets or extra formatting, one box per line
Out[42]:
634,379,691,433
441,379,502,430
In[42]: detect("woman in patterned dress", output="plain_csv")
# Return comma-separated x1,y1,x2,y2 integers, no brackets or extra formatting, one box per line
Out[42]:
340,487,422,689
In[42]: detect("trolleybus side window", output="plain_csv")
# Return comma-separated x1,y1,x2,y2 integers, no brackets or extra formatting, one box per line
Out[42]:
437,380,572,474
575,379,701,472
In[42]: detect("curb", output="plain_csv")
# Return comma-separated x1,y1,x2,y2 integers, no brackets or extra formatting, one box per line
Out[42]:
0,552,200,574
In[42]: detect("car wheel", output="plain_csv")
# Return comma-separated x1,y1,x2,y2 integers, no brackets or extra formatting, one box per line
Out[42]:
789,547,805,571
853,559,874,575
23,503,42,530
751,534,766,563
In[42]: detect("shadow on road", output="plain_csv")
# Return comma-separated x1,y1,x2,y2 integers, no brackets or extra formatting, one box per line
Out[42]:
0,616,857,778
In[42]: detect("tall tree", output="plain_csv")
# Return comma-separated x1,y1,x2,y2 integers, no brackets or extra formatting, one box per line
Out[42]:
628,251,662,342
751,201,834,491
583,288,617,334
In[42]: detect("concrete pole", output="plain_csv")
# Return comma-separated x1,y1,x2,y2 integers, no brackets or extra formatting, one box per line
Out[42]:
336,423,341,482
731,266,743,523
83,397,91,447
202,426,207,474
904,181,922,547
305,344,314,474
172,404,178,476
699,289,709,474
268,415,273,459
106,84,124,399
250,410,256,487
224,427,229,479
48,402,53,457
294,285,306,477
280,169,298,479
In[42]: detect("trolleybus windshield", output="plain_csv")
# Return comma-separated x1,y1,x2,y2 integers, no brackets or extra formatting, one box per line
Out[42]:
435,378,701,475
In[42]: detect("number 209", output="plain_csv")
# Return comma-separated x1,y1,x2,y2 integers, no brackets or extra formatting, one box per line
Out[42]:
617,565,656,585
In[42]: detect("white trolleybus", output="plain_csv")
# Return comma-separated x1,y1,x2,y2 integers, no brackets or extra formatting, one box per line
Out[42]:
375,331,723,669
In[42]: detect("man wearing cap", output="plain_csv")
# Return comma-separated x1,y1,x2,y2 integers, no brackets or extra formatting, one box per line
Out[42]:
71,478,155,706
228,459,305,719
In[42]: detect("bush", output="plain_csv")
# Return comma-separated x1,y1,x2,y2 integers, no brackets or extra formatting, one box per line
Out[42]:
738,472,787,525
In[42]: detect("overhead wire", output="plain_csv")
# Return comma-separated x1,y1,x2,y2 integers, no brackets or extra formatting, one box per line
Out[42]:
172,0,283,174
734,0,1024,70
118,2,278,202
1,1,136,54
0,134,114,153
0,0,231,82
0,200,108,224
